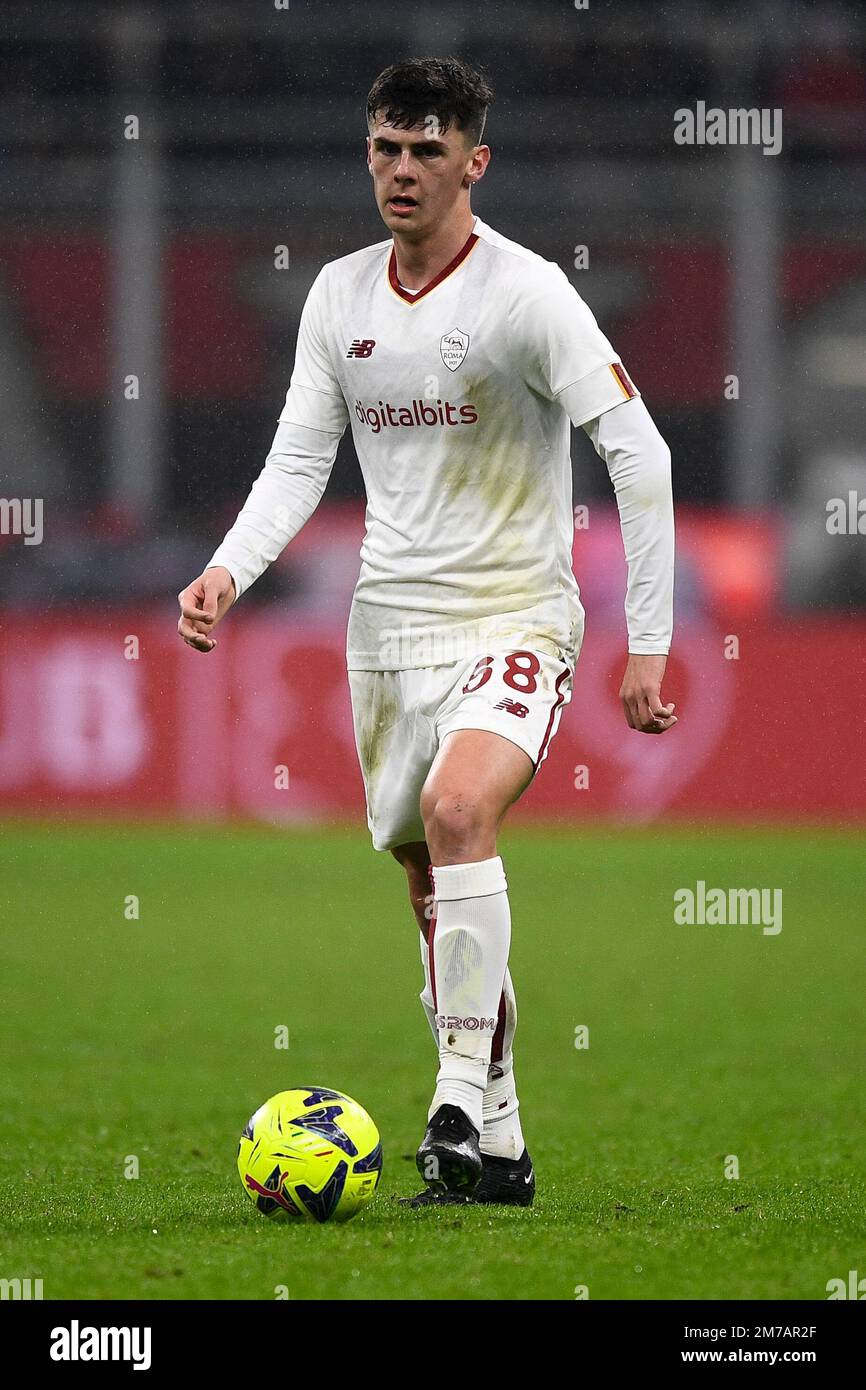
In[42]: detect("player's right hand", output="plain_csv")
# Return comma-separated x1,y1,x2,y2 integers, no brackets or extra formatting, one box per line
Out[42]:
177,566,236,652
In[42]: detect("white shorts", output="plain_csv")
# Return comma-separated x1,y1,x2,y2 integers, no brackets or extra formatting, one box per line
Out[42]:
348,647,574,851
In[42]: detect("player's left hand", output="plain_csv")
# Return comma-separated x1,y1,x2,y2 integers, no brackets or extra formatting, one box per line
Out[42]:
619,653,677,734
177,566,236,652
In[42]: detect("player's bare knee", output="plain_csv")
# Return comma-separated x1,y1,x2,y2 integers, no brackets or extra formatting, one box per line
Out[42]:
421,791,492,860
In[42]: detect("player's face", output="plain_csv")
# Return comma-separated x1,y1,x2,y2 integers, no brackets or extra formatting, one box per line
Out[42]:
367,116,486,238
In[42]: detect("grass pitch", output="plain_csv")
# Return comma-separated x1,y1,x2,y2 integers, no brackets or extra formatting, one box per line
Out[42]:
1,820,863,1301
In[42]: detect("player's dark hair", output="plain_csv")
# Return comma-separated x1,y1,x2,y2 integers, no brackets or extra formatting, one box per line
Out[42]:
366,57,493,146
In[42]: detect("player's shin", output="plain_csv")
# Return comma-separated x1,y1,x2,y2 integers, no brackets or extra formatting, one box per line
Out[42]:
428,857,511,1133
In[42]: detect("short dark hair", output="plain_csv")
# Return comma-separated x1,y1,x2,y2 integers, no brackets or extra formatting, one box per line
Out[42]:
366,57,493,146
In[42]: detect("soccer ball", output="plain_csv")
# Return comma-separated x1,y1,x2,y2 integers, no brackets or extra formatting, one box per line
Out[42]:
237,1086,382,1224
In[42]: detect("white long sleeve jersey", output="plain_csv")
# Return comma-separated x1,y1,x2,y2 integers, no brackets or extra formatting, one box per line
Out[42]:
208,215,674,670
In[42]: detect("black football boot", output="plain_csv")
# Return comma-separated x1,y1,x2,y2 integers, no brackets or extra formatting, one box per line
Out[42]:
415,1104,482,1195
402,1145,534,1208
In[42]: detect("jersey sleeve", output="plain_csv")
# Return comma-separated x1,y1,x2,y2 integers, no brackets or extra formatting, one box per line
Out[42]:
206,420,344,599
278,265,351,435
206,269,349,599
507,262,640,427
583,395,674,654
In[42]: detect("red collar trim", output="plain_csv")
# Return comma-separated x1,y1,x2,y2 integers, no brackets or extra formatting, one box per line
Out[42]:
387,230,479,304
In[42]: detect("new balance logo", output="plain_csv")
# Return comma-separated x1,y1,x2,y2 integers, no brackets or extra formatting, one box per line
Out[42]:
346,339,376,358
494,698,529,718
435,1014,497,1033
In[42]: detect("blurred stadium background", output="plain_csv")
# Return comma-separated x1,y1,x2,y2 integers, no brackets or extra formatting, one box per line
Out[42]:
1,0,865,825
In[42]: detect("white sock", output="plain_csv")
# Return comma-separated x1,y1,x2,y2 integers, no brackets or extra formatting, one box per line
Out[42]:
481,975,526,1160
419,930,438,1044
420,935,526,1157
428,857,511,1133
482,1066,523,1157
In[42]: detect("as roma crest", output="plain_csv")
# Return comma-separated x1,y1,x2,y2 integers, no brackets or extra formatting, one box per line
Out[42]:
440,328,470,371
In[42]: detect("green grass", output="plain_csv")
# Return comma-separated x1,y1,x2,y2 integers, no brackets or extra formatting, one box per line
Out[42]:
1,820,864,1300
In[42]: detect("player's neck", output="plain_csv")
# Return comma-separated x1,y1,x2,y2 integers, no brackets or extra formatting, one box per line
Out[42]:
391,206,477,292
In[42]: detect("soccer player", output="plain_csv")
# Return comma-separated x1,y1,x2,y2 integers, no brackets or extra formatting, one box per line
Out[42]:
177,58,676,1206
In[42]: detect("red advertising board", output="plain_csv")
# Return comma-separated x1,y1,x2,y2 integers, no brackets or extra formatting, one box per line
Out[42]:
0,610,863,824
